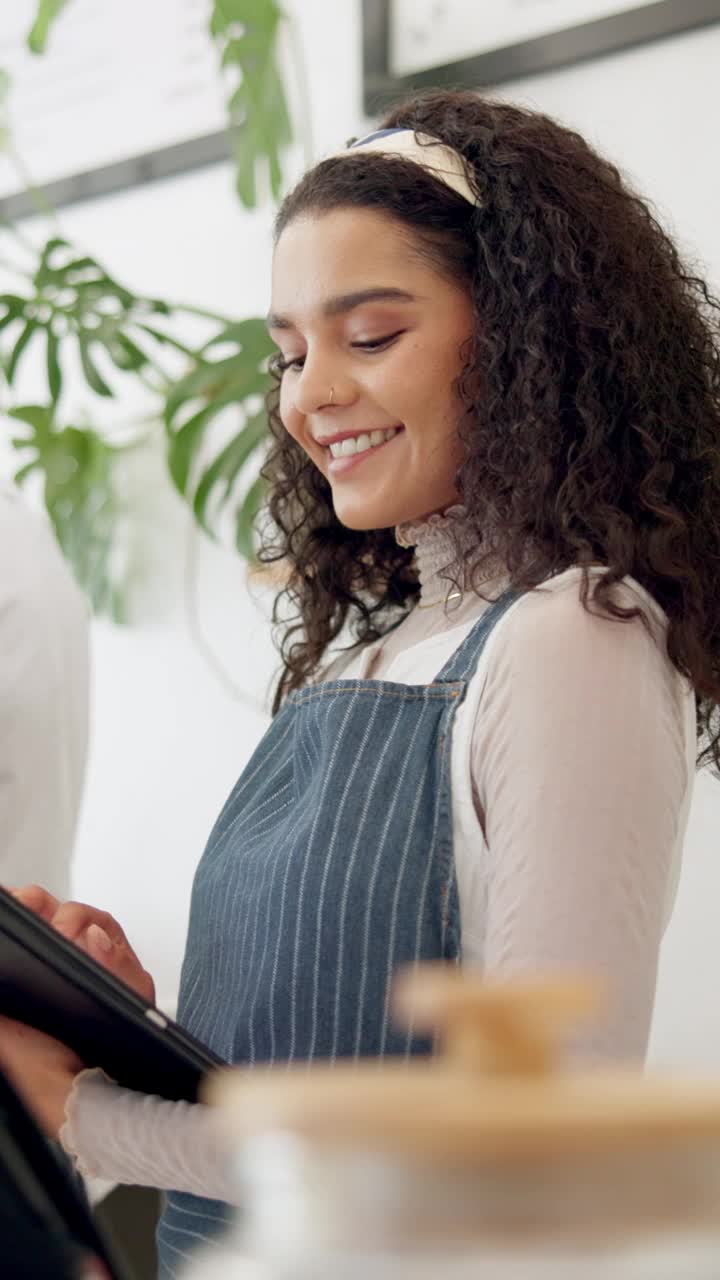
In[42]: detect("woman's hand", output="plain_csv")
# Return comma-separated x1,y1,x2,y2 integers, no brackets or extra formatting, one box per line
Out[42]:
0,1015,83,1136
10,885,156,1004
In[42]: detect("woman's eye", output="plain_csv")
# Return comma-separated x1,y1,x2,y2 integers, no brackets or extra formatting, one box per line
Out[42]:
352,331,404,352
270,332,404,376
271,353,304,374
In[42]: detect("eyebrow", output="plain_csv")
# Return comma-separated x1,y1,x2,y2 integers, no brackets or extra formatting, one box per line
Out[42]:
266,287,418,330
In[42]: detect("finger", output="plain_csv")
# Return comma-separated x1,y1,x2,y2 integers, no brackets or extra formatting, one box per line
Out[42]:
85,923,135,978
51,902,129,948
85,925,155,1003
86,923,115,959
0,1013,82,1064
7,884,60,922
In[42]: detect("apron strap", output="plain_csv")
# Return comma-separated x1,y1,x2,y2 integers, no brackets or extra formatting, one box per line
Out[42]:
433,588,523,683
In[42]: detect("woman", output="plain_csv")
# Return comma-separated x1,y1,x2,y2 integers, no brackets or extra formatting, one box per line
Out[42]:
2,89,719,1278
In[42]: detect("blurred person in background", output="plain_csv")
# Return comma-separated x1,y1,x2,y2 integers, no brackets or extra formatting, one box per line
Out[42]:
0,478,89,896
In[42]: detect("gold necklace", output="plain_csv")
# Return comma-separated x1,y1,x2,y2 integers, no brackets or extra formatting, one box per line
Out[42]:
416,587,464,611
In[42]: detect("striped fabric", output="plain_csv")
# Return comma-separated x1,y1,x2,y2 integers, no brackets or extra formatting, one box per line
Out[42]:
156,589,520,1277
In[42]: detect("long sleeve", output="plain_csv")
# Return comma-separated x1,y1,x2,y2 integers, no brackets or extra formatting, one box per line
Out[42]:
471,577,691,1062
60,1070,240,1202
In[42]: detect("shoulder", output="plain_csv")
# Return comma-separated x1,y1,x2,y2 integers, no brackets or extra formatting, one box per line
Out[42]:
312,643,364,684
476,566,691,723
469,566,693,802
494,567,668,656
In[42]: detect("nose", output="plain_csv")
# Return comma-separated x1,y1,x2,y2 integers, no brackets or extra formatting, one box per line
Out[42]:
292,379,334,416
291,353,352,417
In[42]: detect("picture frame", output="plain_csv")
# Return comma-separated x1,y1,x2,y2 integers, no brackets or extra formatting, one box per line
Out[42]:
363,0,720,114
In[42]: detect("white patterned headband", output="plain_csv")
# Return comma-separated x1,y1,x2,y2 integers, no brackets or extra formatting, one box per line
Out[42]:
332,126,480,207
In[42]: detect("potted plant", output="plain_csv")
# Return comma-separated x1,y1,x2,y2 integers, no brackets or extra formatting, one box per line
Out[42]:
0,0,295,618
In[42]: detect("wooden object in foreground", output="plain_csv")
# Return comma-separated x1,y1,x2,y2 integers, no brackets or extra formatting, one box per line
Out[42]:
205,964,720,1168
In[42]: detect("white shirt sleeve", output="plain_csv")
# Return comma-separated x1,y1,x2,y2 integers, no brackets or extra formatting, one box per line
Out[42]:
60,1070,240,1202
470,578,691,1062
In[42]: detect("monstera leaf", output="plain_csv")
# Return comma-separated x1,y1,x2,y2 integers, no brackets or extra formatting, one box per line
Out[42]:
0,0,293,618
211,0,293,207
0,242,276,613
26,0,72,53
0,237,171,404
163,317,275,553
8,404,123,618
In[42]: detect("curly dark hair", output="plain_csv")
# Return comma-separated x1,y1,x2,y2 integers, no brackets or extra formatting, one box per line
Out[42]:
258,89,720,771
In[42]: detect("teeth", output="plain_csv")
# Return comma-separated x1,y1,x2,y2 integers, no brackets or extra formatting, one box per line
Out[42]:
329,427,398,459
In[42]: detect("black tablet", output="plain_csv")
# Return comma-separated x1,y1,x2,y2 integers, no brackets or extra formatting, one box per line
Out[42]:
0,1062,130,1279
0,887,223,1102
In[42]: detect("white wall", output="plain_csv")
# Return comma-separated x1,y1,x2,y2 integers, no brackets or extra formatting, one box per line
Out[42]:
4,3,720,1059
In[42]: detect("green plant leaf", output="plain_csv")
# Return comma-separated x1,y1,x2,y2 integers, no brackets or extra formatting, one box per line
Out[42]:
13,460,39,483
135,323,197,360
32,240,135,312
0,294,27,334
33,235,71,283
46,326,62,403
166,372,268,495
210,0,292,209
107,331,149,372
164,356,269,432
27,0,73,54
162,312,273,521
4,318,39,383
146,298,172,316
199,317,276,361
9,403,123,619
229,54,291,205
78,332,113,397
192,409,268,533
7,403,54,438
211,0,283,31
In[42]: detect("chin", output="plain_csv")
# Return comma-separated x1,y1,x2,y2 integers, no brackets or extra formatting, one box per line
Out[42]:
332,506,399,532
332,493,459,533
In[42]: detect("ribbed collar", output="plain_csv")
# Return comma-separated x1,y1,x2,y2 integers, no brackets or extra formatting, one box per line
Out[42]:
395,503,482,607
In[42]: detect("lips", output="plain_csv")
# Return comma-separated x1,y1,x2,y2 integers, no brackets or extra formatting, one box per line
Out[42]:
315,424,403,448
326,426,404,476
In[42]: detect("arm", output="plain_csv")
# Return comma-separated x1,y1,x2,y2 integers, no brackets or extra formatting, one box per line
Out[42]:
472,578,691,1062
0,888,239,1200
60,1070,239,1202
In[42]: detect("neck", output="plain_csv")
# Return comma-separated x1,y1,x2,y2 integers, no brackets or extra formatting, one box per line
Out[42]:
395,503,483,607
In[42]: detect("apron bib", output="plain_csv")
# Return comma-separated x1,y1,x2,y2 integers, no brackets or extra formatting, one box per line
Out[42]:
157,589,519,1277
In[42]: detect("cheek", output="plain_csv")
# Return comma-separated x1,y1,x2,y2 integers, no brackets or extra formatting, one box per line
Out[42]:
384,358,450,427
279,382,302,440
387,342,461,424
278,385,324,468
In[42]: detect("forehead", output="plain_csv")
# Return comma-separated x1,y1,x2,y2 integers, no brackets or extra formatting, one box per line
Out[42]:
270,208,435,312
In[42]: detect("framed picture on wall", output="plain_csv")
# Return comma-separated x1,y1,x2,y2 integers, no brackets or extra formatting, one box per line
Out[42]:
363,0,720,113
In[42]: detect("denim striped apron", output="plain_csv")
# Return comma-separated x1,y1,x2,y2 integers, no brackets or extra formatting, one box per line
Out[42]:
156,588,519,1277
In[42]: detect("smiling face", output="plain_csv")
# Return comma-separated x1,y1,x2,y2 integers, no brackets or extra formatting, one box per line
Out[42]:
268,207,475,530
